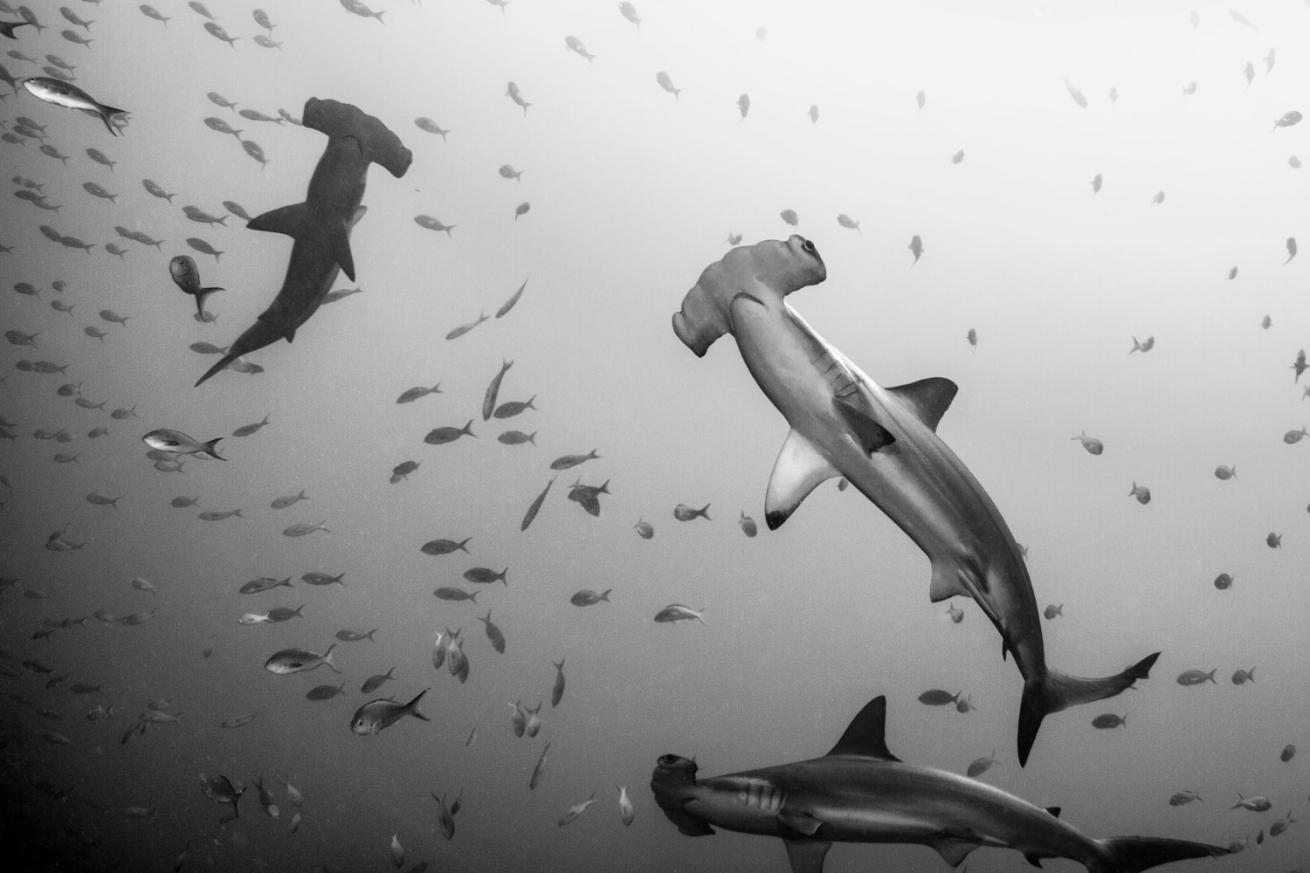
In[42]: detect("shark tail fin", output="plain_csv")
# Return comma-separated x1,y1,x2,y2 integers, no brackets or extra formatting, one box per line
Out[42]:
1092,836,1229,873
1017,652,1160,766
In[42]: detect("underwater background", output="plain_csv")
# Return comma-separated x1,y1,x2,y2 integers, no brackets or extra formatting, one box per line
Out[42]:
1,0,1308,870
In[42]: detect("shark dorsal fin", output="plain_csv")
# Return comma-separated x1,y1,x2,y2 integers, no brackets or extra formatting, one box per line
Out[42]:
783,838,832,873
887,377,958,432
1045,806,1061,818
765,429,839,529
825,695,900,761
832,398,896,455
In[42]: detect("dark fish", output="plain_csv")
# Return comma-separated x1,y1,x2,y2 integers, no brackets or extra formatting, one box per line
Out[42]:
1175,669,1216,686
521,478,554,531
478,610,505,653
634,519,654,539
551,658,566,707
433,587,478,603
305,683,346,701
917,689,960,706
1091,713,1126,729
497,430,536,445
1043,604,1063,620
673,503,710,521
493,396,536,418
302,571,346,586
569,588,611,606
495,275,529,318
390,460,419,483
529,741,550,789
463,567,506,586
444,312,487,339
654,604,706,625
1213,573,1233,590
396,383,441,403
550,449,599,470
421,536,470,556
482,359,513,420
966,752,998,779
361,668,395,694
424,420,474,445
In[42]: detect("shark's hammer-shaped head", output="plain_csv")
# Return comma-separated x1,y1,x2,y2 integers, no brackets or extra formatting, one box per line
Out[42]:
651,754,716,836
673,235,826,357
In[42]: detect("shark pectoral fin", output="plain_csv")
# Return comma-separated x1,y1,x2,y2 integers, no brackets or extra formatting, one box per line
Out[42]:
1023,853,1045,868
887,377,959,431
285,328,296,343
832,398,896,455
932,837,981,867
929,560,970,603
777,809,825,837
765,430,839,530
782,838,832,873
248,203,311,238
330,227,357,282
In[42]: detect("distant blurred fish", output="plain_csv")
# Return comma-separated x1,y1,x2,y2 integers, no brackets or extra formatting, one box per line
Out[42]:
550,449,599,470
558,794,598,827
282,521,329,537
570,589,611,606
656,70,680,100
564,35,595,63
1227,8,1257,29
529,742,550,789
1128,482,1151,504
505,81,531,115
496,276,529,318
445,313,487,340
1285,237,1297,263
908,234,923,264
673,503,709,521
1129,336,1154,354
1062,76,1087,108
396,383,442,404
340,0,386,23
415,117,449,140
633,518,654,539
836,214,860,233
482,359,513,420
737,93,750,119
618,2,641,27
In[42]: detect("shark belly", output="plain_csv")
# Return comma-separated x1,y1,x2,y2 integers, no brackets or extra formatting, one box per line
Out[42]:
729,297,1046,676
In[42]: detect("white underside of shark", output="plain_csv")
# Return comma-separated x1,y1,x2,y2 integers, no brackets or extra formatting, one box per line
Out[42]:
672,237,1158,765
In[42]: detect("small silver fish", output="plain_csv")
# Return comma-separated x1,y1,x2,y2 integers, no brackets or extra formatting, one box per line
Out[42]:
142,428,223,460
653,603,706,625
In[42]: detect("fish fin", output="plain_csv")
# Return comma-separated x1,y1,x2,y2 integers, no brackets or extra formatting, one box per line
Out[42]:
248,202,311,238
782,839,832,873
195,287,223,316
832,398,896,454
933,838,981,867
1045,806,1061,818
824,695,900,761
203,438,224,460
929,560,970,603
330,225,357,281
764,430,838,530
1093,837,1230,873
887,377,958,431
286,328,296,343
1023,853,1044,868
407,689,430,721
1017,652,1159,766
777,810,824,837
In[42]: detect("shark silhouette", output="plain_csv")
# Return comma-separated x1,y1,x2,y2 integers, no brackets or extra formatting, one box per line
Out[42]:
652,695,1229,873
196,97,412,387
672,236,1158,765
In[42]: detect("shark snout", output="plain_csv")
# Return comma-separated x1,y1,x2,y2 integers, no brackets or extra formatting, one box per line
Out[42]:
651,755,716,836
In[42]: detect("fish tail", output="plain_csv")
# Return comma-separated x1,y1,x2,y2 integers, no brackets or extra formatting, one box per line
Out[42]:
1017,652,1159,766
203,438,225,460
323,644,341,673
698,503,711,519
406,688,430,720
600,588,612,602
1090,836,1229,873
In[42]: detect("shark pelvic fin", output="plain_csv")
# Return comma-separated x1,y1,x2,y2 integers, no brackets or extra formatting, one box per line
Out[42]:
248,203,312,238
330,224,357,282
824,695,900,761
777,810,824,837
832,398,896,455
783,838,832,873
929,560,970,603
933,837,981,867
887,377,959,432
765,430,839,530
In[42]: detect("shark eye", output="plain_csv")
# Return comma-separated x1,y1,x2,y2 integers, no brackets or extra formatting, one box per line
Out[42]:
801,238,818,257
658,754,680,766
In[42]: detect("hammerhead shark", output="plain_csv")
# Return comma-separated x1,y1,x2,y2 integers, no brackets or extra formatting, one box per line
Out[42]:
652,695,1229,873
672,236,1158,765
196,97,412,386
